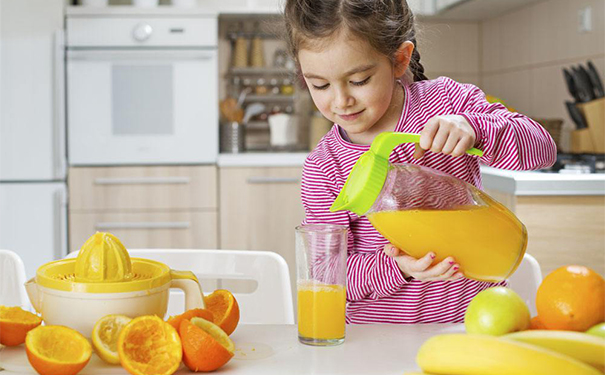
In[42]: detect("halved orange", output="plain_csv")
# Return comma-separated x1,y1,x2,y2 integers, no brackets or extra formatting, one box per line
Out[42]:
166,308,213,331
117,315,182,375
179,317,234,372
204,290,240,335
25,325,92,375
0,305,42,346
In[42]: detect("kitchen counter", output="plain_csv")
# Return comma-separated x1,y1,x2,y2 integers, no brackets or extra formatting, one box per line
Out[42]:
480,166,605,196
218,152,309,167
0,323,464,374
480,166,605,278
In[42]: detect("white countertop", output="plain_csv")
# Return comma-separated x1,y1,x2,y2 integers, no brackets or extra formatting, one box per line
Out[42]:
480,166,605,196
218,152,309,167
0,323,464,375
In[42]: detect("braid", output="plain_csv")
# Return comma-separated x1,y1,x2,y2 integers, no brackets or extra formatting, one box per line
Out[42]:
409,38,428,82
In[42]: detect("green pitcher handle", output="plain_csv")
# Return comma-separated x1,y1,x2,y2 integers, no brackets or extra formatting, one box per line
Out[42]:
371,132,484,159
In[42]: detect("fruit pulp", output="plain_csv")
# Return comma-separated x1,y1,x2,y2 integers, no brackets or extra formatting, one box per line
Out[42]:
297,282,346,341
367,191,527,282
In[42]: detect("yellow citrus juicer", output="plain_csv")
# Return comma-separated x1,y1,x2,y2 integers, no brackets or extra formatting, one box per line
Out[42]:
25,232,204,337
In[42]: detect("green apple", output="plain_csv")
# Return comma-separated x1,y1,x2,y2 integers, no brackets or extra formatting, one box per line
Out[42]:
465,287,530,336
586,322,605,339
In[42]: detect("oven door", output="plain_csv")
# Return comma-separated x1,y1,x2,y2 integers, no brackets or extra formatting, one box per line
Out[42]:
67,49,218,165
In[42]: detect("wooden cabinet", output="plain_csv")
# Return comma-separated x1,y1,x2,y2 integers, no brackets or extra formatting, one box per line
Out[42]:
68,166,218,251
484,188,605,277
219,167,304,298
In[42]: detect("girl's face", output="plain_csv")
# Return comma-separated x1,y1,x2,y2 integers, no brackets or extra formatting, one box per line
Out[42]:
298,31,404,144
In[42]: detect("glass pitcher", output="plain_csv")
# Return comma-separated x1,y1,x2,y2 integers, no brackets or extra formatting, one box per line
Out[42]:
330,132,527,282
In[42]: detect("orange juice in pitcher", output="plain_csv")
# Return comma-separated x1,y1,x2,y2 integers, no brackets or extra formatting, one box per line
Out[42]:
331,132,527,282
367,190,527,281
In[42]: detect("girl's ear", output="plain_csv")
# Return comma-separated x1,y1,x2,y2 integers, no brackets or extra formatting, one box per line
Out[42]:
394,41,415,78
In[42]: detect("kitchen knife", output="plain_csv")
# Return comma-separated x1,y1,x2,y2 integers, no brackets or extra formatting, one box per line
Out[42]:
572,66,595,102
565,101,588,129
563,68,582,102
586,60,604,98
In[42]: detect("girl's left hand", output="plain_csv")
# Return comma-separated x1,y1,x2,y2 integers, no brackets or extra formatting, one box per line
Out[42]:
414,115,476,159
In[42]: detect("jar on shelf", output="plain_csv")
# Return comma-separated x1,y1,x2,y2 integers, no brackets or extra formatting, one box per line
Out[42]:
270,78,280,95
242,78,253,93
232,35,248,68
250,24,265,68
281,78,294,95
255,78,269,95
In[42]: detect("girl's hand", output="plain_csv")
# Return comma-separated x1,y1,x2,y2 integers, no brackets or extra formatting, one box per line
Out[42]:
383,244,464,282
413,115,476,159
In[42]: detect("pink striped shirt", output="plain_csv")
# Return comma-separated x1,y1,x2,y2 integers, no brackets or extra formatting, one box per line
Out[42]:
301,76,557,324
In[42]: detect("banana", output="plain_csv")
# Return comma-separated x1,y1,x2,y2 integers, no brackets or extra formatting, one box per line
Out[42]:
417,334,602,375
504,330,605,371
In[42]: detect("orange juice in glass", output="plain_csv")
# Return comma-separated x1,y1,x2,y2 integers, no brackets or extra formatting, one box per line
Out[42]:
295,224,347,346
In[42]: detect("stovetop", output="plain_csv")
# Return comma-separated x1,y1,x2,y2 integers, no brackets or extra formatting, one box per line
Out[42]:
540,153,605,174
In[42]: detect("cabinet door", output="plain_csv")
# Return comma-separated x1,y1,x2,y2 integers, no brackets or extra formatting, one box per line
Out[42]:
69,166,217,211
219,167,304,297
69,211,218,251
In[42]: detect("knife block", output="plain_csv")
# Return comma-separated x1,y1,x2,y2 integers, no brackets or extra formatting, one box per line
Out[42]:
571,98,605,154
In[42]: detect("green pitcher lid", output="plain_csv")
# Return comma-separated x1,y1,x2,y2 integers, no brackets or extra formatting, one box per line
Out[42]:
330,132,483,215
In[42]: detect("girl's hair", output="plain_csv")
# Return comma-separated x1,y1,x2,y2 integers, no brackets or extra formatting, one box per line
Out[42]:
284,0,428,83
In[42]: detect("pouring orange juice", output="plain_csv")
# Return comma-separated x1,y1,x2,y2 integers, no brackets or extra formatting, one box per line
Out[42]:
331,132,527,282
295,225,347,346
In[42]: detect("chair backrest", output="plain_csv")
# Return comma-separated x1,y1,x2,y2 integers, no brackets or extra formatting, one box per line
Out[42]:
0,249,31,309
508,253,542,316
66,249,294,324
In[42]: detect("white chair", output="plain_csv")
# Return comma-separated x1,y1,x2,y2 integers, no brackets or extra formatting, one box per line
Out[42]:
0,249,31,310
67,249,294,324
508,253,542,316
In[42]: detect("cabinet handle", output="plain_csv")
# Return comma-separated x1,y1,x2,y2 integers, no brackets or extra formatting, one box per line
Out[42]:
246,177,300,184
94,177,191,185
96,222,191,230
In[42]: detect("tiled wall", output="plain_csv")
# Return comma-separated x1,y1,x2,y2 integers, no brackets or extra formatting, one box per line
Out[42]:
480,0,605,152
418,20,481,87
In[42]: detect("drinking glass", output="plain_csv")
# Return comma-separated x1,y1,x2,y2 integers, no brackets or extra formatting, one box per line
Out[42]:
295,224,347,346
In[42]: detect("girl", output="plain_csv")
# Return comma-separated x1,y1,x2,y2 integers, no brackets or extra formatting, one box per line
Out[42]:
286,0,556,323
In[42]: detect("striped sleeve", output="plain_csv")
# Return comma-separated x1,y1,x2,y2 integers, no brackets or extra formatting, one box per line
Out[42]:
440,77,557,171
301,155,408,302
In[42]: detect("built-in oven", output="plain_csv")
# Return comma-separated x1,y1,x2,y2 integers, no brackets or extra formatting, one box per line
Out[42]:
66,14,218,165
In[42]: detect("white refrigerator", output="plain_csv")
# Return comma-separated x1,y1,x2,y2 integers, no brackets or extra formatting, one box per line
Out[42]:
0,0,67,279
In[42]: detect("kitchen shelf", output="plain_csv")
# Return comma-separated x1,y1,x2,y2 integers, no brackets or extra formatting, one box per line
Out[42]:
227,67,295,76
246,121,269,130
243,94,295,103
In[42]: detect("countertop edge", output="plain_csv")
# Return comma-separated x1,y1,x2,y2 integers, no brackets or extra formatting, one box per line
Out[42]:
217,152,308,167
480,166,605,196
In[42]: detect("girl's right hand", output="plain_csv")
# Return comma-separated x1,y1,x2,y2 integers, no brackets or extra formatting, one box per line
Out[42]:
383,244,464,282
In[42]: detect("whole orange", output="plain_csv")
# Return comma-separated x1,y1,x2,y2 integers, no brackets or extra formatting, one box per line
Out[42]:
536,265,605,331
179,317,234,372
204,289,240,335
0,306,42,346
166,308,213,330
